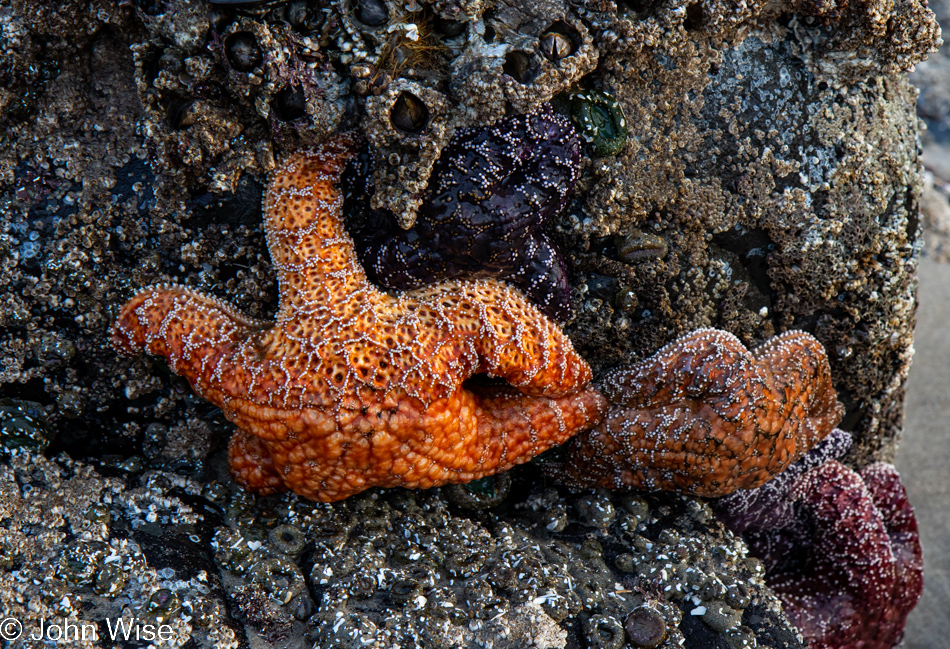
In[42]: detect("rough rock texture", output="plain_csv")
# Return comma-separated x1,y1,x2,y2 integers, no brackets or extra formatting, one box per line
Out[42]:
0,0,940,647
0,446,803,649
0,0,935,474
565,27,930,467
0,449,240,649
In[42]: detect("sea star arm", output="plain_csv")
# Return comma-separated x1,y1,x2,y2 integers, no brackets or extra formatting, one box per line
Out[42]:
355,105,579,321
599,329,772,412
264,134,369,320
228,383,608,503
512,233,572,321
469,384,608,472
412,280,594,398
229,429,284,495
775,461,899,643
751,330,844,460
111,285,267,402
557,328,843,497
860,462,924,637
711,428,854,533
717,456,922,649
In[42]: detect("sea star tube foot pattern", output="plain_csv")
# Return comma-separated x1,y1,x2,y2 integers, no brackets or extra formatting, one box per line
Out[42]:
714,439,923,649
762,461,922,649
112,133,607,502
558,328,844,497
711,428,854,534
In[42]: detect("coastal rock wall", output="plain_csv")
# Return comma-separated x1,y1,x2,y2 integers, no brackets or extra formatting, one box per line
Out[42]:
0,1,939,647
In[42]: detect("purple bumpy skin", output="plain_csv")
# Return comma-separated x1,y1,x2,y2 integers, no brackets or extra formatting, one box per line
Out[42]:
773,461,923,649
714,445,923,649
357,104,581,320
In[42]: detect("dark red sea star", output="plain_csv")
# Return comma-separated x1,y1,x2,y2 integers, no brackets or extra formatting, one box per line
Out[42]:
760,461,923,649
557,328,844,497
111,133,607,502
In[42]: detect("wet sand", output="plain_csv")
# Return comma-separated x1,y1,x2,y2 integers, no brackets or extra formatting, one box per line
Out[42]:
896,254,950,649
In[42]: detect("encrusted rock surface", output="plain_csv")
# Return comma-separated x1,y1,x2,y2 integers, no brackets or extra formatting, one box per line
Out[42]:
0,0,935,477
0,0,940,647
564,28,929,466
0,447,803,649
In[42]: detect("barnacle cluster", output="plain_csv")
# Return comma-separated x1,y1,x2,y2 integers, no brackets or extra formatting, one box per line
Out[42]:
350,0,600,225
0,445,807,649
132,0,347,192
128,0,600,225
0,0,937,468
210,479,801,649
0,448,240,649
0,398,50,456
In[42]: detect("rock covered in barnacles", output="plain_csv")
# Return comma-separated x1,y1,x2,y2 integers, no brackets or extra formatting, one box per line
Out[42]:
131,35,254,190
557,328,844,497
353,0,599,226
561,6,939,463
356,104,580,320
131,3,346,191
577,0,938,79
212,17,346,147
0,447,240,648
362,79,453,228
111,134,605,502
207,478,802,648
449,7,598,119
0,442,807,649
0,399,51,456
0,8,40,120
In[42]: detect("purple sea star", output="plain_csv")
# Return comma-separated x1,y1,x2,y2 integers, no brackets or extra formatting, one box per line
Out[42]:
715,451,923,649
775,462,922,649
353,104,581,321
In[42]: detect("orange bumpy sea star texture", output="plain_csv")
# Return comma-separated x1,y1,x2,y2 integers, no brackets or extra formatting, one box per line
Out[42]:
111,134,607,502
560,328,844,497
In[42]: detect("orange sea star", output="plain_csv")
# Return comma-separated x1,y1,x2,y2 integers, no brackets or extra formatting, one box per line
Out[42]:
111,134,607,502
559,328,844,497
